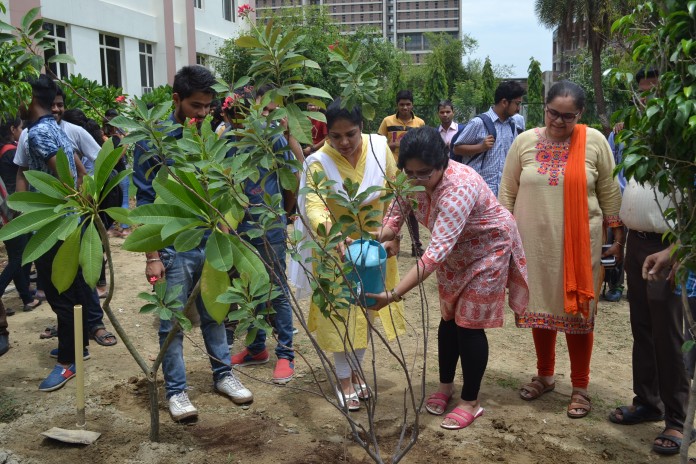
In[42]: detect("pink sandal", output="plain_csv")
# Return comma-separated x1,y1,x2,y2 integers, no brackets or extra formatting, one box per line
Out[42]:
425,392,452,415
441,406,484,430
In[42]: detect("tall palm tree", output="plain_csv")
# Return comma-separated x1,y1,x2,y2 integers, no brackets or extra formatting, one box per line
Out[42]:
535,0,627,132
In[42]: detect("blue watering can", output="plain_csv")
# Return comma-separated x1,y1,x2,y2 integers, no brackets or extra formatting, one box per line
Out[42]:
346,239,387,306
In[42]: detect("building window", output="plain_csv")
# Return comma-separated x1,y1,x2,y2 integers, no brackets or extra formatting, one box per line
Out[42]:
222,0,235,21
139,42,154,92
99,33,122,88
193,0,202,8
196,54,209,67
42,22,69,79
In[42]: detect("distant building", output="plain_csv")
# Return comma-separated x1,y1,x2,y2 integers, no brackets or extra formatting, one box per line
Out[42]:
551,19,589,74
254,0,461,64
3,0,248,96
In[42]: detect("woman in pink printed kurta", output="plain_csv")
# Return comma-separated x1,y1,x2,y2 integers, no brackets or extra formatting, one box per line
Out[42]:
368,127,528,430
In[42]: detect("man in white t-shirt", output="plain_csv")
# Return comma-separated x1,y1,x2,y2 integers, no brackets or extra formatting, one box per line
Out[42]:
15,87,100,174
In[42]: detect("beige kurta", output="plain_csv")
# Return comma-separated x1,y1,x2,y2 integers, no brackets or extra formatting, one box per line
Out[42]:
498,127,622,333
305,134,405,352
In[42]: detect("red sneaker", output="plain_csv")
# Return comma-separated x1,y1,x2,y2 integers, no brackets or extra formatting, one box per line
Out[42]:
272,358,295,385
231,348,270,366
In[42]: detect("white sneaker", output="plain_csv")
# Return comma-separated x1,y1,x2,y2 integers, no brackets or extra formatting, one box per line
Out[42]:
168,391,198,421
215,373,253,404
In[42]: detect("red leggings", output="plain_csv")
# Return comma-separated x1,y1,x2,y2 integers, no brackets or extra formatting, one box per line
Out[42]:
532,328,593,390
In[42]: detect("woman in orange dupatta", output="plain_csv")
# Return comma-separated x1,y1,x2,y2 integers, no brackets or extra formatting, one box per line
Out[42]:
498,81,624,418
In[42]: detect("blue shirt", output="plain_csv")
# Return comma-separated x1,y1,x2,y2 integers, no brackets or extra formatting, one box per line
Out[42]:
226,134,293,246
26,114,77,188
607,132,627,194
133,113,180,207
453,107,517,196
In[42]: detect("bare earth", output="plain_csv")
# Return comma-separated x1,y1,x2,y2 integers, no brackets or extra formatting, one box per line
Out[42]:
0,228,686,464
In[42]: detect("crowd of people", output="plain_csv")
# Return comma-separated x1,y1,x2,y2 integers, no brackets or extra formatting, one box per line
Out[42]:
0,65,693,457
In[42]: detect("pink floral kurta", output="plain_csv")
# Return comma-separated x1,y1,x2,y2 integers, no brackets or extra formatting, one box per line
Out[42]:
384,162,529,329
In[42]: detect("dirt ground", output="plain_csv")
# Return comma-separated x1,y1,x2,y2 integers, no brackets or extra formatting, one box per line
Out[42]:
0,227,689,464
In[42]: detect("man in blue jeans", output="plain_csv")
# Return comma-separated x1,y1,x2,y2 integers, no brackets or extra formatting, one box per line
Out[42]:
229,84,297,385
134,65,252,422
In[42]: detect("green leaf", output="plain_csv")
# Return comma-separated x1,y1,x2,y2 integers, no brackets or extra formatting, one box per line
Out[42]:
201,259,231,323
236,35,262,48
205,231,234,272
79,221,103,287
23,170,73,199
0,209,66,241
153,173,208,213
172,228,206,252
129,203,199,224
108,115,145,132
154,279,168,301
161,218,199,240
278,167,298,192
52,227,81,293
23,214,80,264
103,207,132,226
285,102,313,145
55,148,74,186
21,7,40,30
230,236,266,279
122,224,175,252
7,191,65,212
93,139,121,191
46,53,76,65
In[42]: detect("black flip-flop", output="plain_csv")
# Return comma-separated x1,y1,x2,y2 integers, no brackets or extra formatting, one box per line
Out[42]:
653,429,696,455
609,405,664,425
91,328,118,346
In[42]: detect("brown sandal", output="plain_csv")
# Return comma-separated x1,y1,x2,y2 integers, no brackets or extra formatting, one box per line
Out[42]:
519,376,555,401
567,391,591,419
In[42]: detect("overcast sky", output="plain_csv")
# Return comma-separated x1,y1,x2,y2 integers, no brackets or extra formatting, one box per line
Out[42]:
460,0,553,77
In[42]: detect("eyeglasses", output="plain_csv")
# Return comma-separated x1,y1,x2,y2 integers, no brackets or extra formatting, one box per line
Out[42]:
405,169,435,181
545,106,580,123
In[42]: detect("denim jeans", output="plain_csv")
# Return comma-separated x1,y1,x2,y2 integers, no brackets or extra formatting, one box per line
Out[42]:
0,234,33,304
119,174,130,230
247,240,294,361
159,246,231,398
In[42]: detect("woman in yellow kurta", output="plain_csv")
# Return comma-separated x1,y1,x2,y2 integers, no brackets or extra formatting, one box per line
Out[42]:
295,99,405,411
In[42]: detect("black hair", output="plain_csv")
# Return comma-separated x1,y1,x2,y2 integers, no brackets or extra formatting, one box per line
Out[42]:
105,108,119,119
62,109,104,146
28,74,58,111
636,68,659,84
0,114,21,145
325,98,362,130
255,83,276,99
546,80,586,111
398,126,448,171
437,100,454,111
395,90,413,104
494,81,525,104
172,65,216,100
55,85,64,99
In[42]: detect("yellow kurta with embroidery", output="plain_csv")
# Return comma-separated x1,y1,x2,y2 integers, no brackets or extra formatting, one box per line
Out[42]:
305,134,405,352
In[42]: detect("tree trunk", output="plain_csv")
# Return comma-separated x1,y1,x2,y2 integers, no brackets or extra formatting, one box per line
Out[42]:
589,31,610,133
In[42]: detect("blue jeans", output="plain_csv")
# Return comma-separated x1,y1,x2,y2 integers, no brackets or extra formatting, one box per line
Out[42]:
159,246,231,398
247,240,294,361
119,174,130,229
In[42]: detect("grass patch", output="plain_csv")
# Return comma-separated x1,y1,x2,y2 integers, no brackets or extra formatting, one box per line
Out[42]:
0,390,22,423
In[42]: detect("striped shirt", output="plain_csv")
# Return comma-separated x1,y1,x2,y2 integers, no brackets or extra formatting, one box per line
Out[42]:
453,108,517,196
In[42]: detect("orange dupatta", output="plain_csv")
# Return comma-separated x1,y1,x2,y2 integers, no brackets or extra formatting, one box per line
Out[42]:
563,124,594,318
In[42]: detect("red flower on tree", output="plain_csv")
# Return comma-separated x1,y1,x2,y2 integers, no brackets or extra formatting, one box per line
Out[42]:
237,4,254,18
115,95,126,103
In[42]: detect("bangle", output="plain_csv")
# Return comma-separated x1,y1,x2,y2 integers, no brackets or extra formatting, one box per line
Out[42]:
614,241,624,247
146,258,161,263
390,289,403,303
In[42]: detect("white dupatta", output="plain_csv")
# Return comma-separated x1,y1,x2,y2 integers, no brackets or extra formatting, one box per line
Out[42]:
288,134,388,299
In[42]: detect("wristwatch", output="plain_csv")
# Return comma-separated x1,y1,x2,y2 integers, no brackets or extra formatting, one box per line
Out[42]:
390,289,403,302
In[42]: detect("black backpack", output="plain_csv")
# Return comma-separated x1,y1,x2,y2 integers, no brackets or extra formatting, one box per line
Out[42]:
450,113,516,169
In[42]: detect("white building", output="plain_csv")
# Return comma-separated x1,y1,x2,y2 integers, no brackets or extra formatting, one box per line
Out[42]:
3,0,251,96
